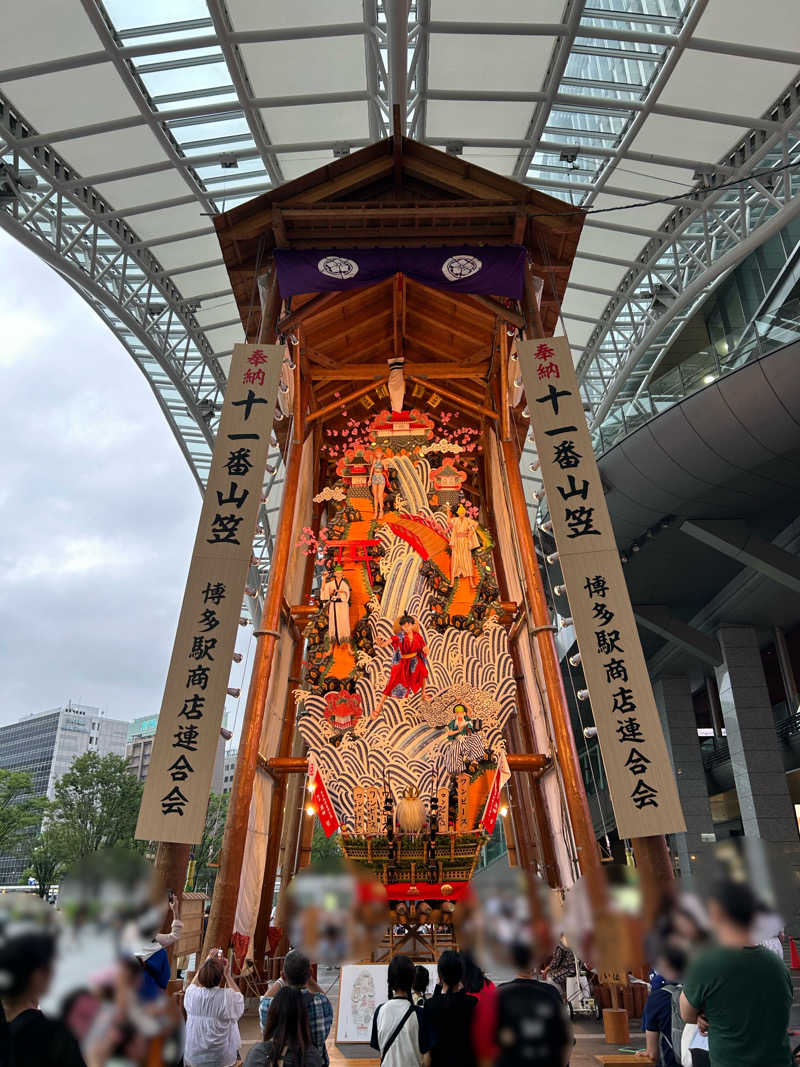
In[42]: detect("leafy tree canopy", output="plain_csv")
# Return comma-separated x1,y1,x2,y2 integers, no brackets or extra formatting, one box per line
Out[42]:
51,751,143,859
0,769,49,856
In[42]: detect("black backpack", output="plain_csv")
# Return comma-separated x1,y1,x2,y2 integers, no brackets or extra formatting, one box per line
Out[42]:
495,980,570,1066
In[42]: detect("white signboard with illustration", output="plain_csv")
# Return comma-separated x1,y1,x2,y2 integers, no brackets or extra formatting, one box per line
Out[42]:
335,963,438,1044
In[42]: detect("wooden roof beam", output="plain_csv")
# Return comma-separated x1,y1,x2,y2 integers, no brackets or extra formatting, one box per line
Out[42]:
406,374,497,421
276,290,346,334
406,306,489,346
467,293,525,328
306,379,380,424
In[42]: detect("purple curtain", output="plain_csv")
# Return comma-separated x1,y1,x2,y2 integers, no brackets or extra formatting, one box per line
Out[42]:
274,245,525,299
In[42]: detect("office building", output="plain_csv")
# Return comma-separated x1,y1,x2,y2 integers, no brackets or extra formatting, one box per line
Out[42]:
127,714,226,795
0,703,128,882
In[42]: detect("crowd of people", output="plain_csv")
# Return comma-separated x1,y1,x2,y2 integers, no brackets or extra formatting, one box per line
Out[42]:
637,878,795,1067
0,872,796,1067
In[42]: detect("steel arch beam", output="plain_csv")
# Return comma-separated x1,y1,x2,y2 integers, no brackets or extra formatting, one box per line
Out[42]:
0,91,225,490
578,78,800,433
589,190,800,427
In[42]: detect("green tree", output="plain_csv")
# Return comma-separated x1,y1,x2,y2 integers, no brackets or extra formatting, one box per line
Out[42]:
51,752,143,858
0,769,49,858
24,826,69,898
311,820,342,863
191,792,228,892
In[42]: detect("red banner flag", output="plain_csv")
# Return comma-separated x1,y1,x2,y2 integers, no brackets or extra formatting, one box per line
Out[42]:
307,757,340,838
480,751,510,835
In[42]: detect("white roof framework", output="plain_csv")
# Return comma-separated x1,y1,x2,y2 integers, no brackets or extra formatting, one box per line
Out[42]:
1,0,799,484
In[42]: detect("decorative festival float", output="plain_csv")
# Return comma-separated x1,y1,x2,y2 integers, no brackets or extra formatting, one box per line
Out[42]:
138,134,686,991
296,372,515,911
207,139,586,964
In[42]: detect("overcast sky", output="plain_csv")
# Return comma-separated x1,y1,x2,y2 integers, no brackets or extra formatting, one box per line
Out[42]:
0,230,253,733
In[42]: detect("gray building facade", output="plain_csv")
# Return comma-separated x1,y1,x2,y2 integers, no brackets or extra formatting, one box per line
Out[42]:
0,703,128,882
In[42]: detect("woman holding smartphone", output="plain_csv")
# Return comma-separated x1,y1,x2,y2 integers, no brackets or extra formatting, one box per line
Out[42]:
184,950,244,1067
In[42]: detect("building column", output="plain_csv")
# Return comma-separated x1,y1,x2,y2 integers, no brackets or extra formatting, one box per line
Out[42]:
714,626,798,843
653,676,716,875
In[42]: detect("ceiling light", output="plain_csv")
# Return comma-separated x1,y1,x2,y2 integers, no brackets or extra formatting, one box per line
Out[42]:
220,154,239,169
702,373,716,385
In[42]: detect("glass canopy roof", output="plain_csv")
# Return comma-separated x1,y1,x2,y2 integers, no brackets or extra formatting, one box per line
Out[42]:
1,0,799,498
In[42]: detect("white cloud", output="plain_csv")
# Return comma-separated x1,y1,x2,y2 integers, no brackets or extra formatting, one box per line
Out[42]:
0,230,205,725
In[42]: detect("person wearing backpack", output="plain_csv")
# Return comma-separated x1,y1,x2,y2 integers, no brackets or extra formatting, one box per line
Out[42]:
245,986,322,1067
370,954,421,1067
637,942,688,1066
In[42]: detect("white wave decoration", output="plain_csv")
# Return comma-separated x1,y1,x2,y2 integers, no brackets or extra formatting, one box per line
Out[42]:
296,585,518,829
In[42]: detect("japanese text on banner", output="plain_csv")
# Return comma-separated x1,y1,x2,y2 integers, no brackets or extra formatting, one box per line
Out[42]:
518,337,684,839
136,343,283,844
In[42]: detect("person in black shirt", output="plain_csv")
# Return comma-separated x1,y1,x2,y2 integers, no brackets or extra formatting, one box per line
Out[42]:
0,930,85,1067
473,942,572,1067
419,951,478,1067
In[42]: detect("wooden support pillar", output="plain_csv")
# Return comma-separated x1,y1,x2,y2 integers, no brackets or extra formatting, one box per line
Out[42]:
153,841,191,969
499,323,511,443
295,803,316,872
251,554,317,968
523,263,546,338
257,267,280,344
203,389,306,958
632,835,676,929
497,435,606,907
480,430,560,886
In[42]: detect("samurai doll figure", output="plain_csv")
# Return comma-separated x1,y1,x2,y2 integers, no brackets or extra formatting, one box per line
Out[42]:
320,563,351,645
446,503,480,587
441,702,485,775
372,613,429,718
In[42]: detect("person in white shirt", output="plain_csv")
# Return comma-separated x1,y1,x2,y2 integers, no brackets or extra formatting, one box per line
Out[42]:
370,955,422,1067
184,950,244,1067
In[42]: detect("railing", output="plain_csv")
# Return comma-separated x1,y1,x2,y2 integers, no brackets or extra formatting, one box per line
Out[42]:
701,737,730,771
776,710,800,743
594,297,800,452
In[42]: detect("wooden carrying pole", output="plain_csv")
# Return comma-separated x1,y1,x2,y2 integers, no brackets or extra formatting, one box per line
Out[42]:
203,312,304,956
506,267,607,911
251,538,318,968
480,437,560,885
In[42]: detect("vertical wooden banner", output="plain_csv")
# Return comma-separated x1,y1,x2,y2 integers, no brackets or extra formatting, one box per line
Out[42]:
136,343,283,844
518,336,685,839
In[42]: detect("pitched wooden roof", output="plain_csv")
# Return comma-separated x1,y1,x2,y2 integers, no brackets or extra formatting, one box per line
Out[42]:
214,135,584,338
213,136,584,454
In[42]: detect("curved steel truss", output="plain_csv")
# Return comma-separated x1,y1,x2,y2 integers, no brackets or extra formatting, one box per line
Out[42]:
577,80,800,446
0,90,224,490
1,0,799,484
